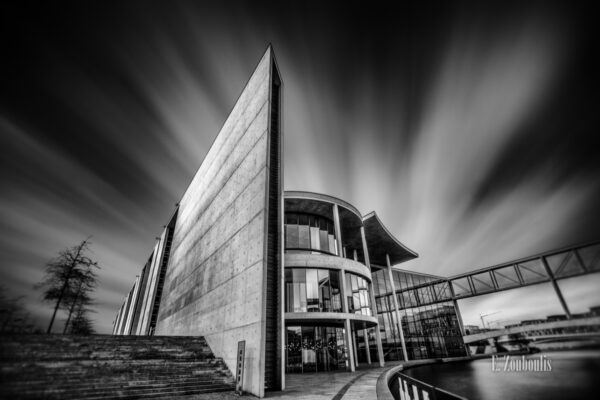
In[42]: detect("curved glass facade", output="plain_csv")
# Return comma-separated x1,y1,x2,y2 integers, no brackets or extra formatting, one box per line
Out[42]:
285,213,338,255
345,272,372,316
285,326,348,372
285,268,342,313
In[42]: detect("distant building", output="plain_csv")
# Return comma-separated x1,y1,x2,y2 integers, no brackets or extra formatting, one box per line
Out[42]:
546,314,568,322
464,325,483,335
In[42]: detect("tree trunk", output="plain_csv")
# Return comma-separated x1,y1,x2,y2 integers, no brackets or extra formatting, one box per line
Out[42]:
63,282,82,334
46,241,86,334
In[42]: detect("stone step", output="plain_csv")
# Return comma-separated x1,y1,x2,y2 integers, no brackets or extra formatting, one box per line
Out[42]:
5,374,233,389
17,380,234,393
1,358,227,369
8,383,235,400
80,385,234,400
1,370,232,385
0,347,215,361
0,334,234,399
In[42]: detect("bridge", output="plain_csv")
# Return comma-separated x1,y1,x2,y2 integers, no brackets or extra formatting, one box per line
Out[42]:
462,316,600,344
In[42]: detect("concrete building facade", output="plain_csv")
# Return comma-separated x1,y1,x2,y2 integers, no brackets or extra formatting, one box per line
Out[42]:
112,46,465,397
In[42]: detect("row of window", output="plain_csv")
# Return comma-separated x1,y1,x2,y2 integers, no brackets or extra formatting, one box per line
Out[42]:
372,269,452,308
285,213,338,255
377,300,466,360
284,268,373,316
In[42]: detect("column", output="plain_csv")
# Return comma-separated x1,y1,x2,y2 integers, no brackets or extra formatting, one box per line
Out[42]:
352,330,359,368
363,328,371,364
113,303,124,335
117,295,129,335
340,269,356,372
541,256,572,319
386,253,409,362
124,275,140,335
333,204,343,257
139,234,165,334
448,281,471,356
361,226,385,367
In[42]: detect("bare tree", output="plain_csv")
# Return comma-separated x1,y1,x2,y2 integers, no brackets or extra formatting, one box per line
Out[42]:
62,266,97,334
35,239,99,333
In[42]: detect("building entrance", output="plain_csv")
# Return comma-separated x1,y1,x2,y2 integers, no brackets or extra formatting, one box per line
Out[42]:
285,326,348,373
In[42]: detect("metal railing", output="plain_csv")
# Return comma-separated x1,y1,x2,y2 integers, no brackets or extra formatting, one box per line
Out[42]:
395,372,468,400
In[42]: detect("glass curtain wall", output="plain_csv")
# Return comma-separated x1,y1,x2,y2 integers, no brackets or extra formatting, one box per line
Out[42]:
285,213,338,255
354,327,380,364
285,325,347,373
400,302,465,359
285,268,342,313
372,268,466,360
372,269,403,360
345,273,372,316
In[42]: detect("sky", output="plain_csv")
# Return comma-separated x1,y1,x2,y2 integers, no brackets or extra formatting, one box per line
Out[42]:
1,1,599,333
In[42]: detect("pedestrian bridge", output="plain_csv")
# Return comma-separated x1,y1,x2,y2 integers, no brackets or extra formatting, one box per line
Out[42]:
462,316,600,344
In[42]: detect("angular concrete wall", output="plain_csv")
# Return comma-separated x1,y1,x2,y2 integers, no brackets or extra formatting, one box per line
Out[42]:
154,46,281,397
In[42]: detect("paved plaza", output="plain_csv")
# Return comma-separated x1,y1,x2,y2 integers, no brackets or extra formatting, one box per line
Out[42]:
167,362,405,400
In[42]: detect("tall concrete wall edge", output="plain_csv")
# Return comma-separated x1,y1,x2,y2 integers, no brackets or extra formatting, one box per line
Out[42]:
258,45,275,398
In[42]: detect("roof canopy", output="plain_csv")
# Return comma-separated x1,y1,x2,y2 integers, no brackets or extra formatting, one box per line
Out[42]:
362,212,418,266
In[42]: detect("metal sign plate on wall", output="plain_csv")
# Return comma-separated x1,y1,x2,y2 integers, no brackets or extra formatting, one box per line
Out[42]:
235,340,245,395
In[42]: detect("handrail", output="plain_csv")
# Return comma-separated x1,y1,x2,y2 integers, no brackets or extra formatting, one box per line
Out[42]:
395,372,468,400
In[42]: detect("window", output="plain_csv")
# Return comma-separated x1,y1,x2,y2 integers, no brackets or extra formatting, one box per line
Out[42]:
345,272,373,316
285,213,338,255
286,268,343,313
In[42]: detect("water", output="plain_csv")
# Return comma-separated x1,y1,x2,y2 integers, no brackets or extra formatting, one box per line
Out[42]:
396,350,600,400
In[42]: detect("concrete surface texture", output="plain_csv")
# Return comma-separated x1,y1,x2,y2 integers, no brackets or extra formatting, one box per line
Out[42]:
154,46,277,397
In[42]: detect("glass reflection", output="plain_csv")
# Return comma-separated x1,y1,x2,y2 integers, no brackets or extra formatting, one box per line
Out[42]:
372,269,467,361
345,272,372,316
286,325,347,373
285,268,343,313
285,213,338,255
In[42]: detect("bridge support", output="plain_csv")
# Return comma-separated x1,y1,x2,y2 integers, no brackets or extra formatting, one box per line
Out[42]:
487,338,499,353
541,256,572,319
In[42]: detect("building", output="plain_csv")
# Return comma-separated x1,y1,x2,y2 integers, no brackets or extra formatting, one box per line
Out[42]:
111,46,466,397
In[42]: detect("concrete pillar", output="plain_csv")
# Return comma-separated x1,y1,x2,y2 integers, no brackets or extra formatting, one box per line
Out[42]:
344,319,356,372
113,303,124,335
541,256,572,319
333,204,342,257
361,226,385,367
351,329,359,368
454,300,472,356
340,269,355,372
139,234,165,335
124,275,140,335
386,253,409,362
363,329,371,364
447,278,471,356
117,295,129,335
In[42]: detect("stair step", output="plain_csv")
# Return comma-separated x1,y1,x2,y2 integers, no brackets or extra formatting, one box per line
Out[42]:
0,334,235,400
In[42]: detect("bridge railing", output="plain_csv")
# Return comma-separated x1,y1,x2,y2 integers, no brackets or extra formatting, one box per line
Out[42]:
395,372,468,400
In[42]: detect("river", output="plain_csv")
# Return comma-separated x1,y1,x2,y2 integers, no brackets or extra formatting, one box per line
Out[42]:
394,350,600,399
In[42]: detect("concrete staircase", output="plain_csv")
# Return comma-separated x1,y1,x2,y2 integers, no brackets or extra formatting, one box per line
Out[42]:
0,334,235,399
